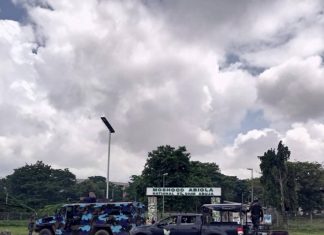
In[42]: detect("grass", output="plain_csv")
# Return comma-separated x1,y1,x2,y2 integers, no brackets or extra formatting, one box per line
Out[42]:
0,226,27,235
0,220,29,235
290,232,324,235
286,217,324,235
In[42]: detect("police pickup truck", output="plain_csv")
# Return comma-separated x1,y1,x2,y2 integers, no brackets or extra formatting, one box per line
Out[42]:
130,203,251,235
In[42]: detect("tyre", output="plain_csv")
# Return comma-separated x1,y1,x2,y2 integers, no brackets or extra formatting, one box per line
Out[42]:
95,229,110,235
39,228,53,235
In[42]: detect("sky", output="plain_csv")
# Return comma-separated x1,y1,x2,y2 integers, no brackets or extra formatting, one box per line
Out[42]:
1,0,324,182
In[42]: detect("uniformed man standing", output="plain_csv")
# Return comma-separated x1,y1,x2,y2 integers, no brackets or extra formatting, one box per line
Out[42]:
249,198,263,232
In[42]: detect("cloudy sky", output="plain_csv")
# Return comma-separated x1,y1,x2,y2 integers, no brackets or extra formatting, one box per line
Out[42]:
1,0,324,182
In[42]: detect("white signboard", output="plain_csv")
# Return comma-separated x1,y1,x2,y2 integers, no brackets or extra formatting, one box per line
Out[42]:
146,187,221,196
264,214,272,224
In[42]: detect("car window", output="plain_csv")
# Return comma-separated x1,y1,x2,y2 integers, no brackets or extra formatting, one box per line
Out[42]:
180,216,196,224
159,216,178,226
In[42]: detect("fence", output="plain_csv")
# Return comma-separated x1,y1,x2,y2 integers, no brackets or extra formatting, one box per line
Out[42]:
0,212,31,220
261,207,324,229
286,214,324,231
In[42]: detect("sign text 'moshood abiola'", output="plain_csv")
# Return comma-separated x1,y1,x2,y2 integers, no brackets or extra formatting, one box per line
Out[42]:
146,187,221,196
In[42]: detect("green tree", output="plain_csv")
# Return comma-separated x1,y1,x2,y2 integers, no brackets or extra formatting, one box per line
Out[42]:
259,141,291,218
76,176,106,199
128,145,248,212
285,162,298,213
259,148,280,207
187,162,250,204
220,175,241,202
5,161,77,209
188,161,221,187
126,175,146,202
74,176,125,201
187,161,222,210
110,184,124,201
142,145,191,212
293,161,323,218
88,176,106,184
142,145,191,188
276,141,291,215
0,178,8,212
215,174,252,204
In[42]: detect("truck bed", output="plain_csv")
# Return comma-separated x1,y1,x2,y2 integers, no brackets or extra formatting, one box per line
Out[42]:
203,222,242,235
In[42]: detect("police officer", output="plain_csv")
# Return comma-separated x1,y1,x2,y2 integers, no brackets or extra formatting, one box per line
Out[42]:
249,198,263,232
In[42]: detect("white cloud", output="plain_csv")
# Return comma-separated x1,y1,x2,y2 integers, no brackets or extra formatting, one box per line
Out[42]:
210,122,324,179
220,129,281,177
1,0,324,182
258,56,324,124
284,122,324,164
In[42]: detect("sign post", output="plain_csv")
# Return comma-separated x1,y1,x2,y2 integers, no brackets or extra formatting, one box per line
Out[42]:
147,197,158,224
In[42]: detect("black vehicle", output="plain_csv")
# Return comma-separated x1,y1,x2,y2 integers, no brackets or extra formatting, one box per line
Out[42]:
130,203,252,235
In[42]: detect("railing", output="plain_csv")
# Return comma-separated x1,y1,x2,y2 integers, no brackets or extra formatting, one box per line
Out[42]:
0,212,31,220
0,232,11,235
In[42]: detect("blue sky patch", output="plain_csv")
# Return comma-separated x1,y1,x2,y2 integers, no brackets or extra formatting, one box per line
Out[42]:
0,0,27,22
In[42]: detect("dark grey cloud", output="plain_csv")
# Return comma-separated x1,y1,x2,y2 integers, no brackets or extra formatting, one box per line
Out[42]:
0,104,49,136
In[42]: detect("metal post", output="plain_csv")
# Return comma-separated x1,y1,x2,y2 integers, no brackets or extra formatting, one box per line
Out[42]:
247,168,254,203
106,131,111,200
101,117,115,201
162,173,168,217
162,175,165,217
251,170,254,202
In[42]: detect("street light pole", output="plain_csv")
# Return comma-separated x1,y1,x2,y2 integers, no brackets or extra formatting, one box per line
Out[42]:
247,168,254,203
162,173,168,217
101,116,115,201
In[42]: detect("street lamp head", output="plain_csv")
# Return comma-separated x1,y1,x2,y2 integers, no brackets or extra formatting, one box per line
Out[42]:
101,117,115,133
247,168,253,171
163,173,168,176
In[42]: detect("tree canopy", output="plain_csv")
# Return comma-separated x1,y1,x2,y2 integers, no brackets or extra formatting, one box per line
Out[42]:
259,141,290,215
293,161,323,214
4,161,76,209
259,141,324,218
127,145,250,212
1,162,124,211
1,143,322,217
